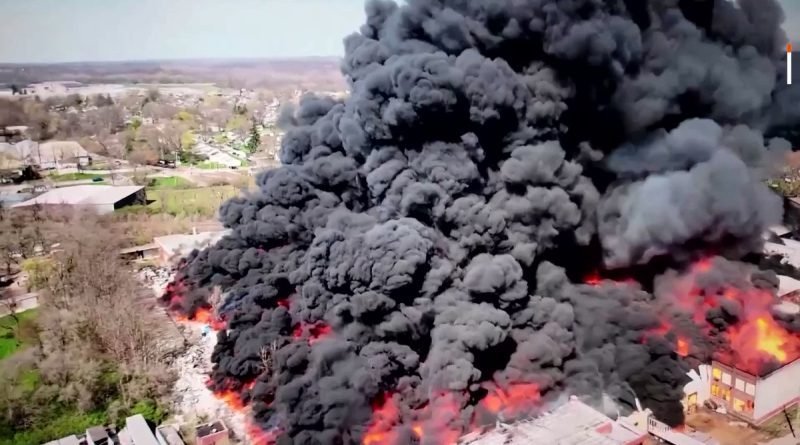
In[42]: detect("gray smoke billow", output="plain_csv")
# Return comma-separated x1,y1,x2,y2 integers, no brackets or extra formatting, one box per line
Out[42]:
168,0,800,443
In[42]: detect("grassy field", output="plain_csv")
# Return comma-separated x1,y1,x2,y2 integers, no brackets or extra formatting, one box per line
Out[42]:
145,186,239,217
47,172,107,182
147,176,193,189
0,309,38,360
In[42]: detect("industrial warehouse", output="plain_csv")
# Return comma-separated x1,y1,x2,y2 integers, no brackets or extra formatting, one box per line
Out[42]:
12,184,146,214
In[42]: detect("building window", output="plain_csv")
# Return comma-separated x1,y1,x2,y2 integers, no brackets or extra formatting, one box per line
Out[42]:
733,398,746,412
735,379,745,392
745,383,755,396
722,373,732,385
712,383,732,402
712,367,722,380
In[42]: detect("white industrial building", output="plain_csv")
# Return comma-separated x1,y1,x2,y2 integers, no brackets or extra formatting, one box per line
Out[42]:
682,357,800,425
0,140,90,169
12,185,146,214
458,397,648,445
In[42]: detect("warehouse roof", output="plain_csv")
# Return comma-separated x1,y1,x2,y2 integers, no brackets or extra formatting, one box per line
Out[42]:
12,185,143,208
154,230,231,258
458,397,646,445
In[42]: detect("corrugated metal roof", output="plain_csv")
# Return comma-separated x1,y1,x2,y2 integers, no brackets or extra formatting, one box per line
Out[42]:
13,185,143,208
458,398,646,445
125,414,159,445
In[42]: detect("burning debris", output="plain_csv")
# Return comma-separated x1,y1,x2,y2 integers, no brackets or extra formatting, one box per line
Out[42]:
161,0,800,443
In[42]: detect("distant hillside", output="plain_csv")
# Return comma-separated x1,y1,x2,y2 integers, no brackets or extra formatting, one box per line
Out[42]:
0,57,346,91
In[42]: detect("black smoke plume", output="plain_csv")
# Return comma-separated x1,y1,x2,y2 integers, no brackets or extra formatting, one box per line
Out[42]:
166,0,800,443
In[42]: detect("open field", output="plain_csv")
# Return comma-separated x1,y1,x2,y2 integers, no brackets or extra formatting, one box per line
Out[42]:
0,309,38,360
46,172,107,182
145,186,240,217
147,176,194,189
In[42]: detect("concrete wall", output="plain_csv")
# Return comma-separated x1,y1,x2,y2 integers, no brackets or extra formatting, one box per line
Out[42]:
754,358,800,422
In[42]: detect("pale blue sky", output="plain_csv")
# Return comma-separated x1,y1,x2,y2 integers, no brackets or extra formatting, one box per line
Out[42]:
0,0,798,64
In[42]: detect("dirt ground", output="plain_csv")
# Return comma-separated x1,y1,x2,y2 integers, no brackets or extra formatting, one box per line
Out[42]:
687,409,771,445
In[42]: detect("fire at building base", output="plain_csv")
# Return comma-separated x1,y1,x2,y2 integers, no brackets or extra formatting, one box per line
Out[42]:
155,0,800,442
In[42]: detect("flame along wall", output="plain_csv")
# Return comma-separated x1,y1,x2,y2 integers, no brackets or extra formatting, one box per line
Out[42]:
703,358,800,424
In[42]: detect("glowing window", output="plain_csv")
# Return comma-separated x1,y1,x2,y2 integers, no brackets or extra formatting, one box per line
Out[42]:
733,398,746,412
745,383,755,395
712,368,722,380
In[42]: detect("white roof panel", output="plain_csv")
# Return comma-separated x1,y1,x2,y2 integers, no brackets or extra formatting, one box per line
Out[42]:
459,399,645,445
13,185,143,208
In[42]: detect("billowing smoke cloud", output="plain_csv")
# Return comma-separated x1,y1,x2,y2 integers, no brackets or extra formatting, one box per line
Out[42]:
165,0,800,443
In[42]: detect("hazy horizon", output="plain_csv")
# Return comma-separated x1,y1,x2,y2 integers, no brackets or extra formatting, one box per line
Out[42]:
1,0,799,64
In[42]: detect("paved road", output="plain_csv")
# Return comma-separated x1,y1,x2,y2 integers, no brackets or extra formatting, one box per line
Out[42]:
0,293,39,317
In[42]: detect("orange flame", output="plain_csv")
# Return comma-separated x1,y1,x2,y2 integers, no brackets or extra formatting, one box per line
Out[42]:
246,421,278,445
292,322,333,345
676,337,690,357
363,383,541,444
657,258,800,374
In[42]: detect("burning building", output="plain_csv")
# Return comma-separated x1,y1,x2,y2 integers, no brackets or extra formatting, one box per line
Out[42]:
458,396,647,445
707,358,800,424
161,0,800,444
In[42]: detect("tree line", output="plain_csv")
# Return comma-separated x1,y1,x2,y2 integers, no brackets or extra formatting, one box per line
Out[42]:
0,207,177,445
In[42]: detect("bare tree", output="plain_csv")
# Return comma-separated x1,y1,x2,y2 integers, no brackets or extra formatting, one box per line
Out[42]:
259,340,279,378
0,294,20,342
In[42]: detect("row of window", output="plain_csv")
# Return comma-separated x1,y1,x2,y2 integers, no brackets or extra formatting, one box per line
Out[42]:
712,367,756,395
711,383,755,413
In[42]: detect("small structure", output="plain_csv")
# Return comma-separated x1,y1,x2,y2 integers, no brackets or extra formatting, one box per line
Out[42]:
155,424,186,445
196,420,231,445
194,143,242,168
153,229,231,265
119,243,161,262
12,185,146,214
86,425,114,444
458,397,648,445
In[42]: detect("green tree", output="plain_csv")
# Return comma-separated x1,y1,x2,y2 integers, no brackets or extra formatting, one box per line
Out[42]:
244,121,261,154
180,130,196,151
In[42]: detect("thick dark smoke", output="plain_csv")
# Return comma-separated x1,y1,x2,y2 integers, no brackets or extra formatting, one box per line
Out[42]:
168,0,800,442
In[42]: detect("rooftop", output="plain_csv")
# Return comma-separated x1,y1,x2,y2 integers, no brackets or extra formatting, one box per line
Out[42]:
125,414,159,445
12,185,143,208
713,355,800,379
458,398,646,445
86,425,110,443
154,230,231,257
196,420,229,438
156,425,186,445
